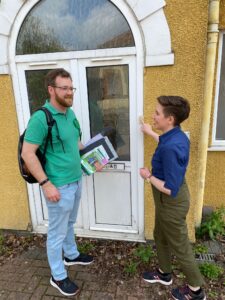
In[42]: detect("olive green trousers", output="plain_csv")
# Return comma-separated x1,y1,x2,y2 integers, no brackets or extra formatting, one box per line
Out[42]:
152,181,204,287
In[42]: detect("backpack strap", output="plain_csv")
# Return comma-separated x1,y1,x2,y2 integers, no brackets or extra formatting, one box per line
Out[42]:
73,116,82,140
36,107,55,155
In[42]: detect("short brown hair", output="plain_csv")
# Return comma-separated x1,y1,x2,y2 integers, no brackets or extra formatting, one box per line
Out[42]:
157,96,190,126
45,68,72,90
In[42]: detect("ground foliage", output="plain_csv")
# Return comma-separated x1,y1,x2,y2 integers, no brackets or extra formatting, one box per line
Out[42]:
0,231,224,299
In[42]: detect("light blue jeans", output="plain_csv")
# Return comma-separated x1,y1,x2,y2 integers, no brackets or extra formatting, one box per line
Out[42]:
45,180,82,280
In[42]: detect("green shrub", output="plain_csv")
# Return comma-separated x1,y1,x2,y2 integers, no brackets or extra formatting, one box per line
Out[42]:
193,244,208,254
196,207,225,240
133,244,155,263
124,261,139,275
199,262,224,280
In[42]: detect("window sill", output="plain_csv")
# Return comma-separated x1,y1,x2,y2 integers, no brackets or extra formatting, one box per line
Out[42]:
208,146,225,151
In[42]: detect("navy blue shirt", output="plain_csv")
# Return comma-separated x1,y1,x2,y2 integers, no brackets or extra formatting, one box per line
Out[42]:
151,126,190,197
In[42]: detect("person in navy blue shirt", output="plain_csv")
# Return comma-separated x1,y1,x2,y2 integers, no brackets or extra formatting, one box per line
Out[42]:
140,96,205,300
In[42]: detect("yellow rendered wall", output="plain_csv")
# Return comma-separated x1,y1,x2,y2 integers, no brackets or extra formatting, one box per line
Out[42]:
219,0,225,28
144,0,208,240
204,1,225,209
205,153,225,207
0,75,30,230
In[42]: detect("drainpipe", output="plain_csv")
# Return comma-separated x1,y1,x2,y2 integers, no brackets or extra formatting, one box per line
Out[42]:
196,0,220,226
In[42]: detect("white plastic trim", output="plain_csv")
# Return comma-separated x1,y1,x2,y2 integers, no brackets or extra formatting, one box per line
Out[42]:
146,53,174,66
142,10,171,55
0,35,8,65
0,0,23,21
126,0,166,21
211,32,225,147
0,0,174,74
0,12,11,35
208,146,225,151
0,64,9,74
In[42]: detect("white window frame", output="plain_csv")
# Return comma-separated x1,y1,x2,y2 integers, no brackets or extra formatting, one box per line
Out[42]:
211,31,225,151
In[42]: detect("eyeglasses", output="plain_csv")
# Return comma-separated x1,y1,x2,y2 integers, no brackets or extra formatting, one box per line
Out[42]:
52,86,76,93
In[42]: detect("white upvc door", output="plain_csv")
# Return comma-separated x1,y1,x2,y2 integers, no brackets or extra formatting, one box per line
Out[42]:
77,57,141,240
16,54,144,241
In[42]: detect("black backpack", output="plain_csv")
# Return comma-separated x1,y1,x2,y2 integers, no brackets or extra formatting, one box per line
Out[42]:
18,107,55,184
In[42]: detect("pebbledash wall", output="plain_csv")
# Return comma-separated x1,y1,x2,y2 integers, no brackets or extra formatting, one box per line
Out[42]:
0,75,30,229
144,0,209,239
0,0,223,240
205,0,225,208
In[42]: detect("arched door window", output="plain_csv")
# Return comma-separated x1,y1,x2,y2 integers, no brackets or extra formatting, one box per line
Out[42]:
16,0,135,55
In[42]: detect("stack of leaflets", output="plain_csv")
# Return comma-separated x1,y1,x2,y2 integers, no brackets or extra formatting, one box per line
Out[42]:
80,134,118,175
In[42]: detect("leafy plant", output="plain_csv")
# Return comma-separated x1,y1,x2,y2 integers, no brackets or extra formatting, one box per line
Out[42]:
0,231,5,255
193,243,208,254
208,291,219,298
196,207,225,240
0,231,4,244
133,244,155,263
124,261,139,275
78,241,94,254
176,271,185,279
199,262,224,280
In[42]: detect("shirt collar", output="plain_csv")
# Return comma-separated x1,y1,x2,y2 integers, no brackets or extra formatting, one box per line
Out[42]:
44,99,68,116
159,126,181,144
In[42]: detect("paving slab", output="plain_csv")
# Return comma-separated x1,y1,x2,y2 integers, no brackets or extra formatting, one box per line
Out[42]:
0,243,224,299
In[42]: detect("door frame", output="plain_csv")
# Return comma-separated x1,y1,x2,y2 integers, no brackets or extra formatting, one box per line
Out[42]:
14,49,144,241
9,0,145,241
12,39,145,242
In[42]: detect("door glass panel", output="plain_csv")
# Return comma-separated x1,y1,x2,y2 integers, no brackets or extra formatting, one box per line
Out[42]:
16,0,135,55
87,65,130,161
25,70,50,113
24,67,83,227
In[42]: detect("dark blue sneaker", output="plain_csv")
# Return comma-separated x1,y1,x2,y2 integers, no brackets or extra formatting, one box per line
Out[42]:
64,253,94,266
142,269,173,285
50,276,79,296
172,285,206,300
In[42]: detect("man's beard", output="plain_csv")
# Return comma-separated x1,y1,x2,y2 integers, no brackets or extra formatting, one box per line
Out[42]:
55,94,73,107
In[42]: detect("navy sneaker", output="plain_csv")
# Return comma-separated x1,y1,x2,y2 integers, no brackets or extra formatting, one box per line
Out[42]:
142,269,173,285
64,253,94,266
172,285,206,300
50,276,79,296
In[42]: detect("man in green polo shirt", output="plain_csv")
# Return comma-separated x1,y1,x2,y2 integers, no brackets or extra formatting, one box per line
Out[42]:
22,68,93,297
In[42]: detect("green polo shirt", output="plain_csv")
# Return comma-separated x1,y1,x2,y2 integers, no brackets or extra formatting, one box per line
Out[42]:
24,100,82,187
